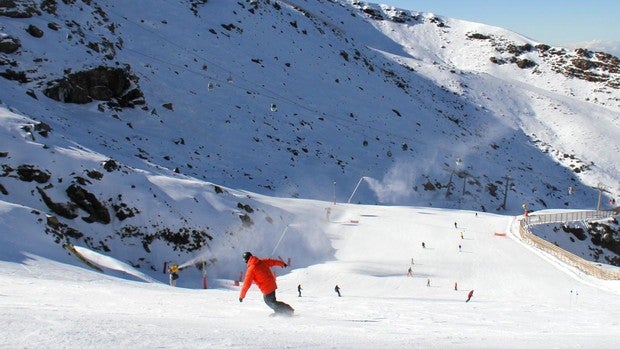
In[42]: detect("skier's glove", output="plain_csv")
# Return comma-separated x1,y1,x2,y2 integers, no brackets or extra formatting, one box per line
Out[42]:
283,263,288,268
239,297,243,303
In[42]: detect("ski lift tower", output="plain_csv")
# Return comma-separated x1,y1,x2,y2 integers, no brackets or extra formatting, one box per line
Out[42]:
500,175,513,210
445,157,462,198
596,182,611,212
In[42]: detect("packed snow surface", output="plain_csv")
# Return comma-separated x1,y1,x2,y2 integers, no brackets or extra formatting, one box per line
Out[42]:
1,198,618,348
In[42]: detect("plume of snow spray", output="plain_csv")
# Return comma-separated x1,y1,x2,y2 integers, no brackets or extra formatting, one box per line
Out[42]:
365,161,418,203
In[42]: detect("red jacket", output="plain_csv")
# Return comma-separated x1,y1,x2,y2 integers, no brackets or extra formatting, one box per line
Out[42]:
239,256,286,299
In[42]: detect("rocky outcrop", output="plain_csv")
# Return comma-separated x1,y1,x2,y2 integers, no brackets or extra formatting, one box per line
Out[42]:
25,24,44,38
0,0,40,18
472,31,620,88
37,187,79,219
43,66,145,108
17,165,51,183
0,35,20,54
66,184,111,224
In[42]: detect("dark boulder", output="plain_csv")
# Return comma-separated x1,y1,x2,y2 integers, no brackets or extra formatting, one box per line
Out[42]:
17,165,50,183
43,66,145,107
66,184,111,224
26,24,44,38
0,36,20,54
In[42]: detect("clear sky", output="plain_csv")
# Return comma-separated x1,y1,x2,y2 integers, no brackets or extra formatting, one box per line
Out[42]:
380,0,620,55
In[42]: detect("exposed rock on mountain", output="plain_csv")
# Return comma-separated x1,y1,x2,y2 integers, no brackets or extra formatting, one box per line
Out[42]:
43,66,145,108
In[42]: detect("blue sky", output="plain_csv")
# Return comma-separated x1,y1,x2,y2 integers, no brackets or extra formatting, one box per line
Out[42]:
381,0,620,54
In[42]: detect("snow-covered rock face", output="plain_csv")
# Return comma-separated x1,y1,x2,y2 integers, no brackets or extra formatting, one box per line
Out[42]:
0,1,618,282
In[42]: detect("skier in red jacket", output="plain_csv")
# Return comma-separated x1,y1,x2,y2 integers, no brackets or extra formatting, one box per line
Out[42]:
239,252,294,316
466,289,474,302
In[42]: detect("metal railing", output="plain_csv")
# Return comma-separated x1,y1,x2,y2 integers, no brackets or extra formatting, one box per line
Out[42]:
522,210,615,227
518,210,620,280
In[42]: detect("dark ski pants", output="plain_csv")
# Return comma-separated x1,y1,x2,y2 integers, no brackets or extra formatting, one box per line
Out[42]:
263,291,293,314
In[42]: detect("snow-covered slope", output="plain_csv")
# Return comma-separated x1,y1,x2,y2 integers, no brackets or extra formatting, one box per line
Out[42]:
1,0,619,296
1,199,618,348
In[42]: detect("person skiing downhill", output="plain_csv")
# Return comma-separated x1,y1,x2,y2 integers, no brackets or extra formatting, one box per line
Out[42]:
239,252,294,316
466,289,474,302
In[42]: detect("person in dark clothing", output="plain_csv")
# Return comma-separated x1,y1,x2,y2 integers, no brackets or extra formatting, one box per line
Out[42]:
298,284,303,297
334,285,341,297
466,289,474,302
239,252,294,316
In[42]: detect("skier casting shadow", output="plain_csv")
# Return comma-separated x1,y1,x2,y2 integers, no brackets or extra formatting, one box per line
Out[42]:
239,252,294,316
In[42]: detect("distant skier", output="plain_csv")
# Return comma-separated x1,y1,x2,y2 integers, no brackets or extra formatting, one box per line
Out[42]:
459,244,462,252
460,231,464,239
407,267,413,277
426,278,430,287
335,285,341,297
454,282,458,291
168,264,179,287
454,222,458,228
298,284,303,297
422,242,426,249
466,290,474,302
239,252,294,316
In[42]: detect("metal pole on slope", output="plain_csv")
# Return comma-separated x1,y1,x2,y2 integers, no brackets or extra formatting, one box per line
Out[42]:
347,176,366,203
271,225,290,256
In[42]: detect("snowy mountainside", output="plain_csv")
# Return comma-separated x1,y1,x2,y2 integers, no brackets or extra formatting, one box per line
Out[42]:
0,0,619,282
1,0,617,208
0,106,334,281
364,5,620,194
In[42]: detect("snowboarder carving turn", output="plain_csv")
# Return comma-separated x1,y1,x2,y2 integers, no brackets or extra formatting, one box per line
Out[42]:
239,252,294,316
